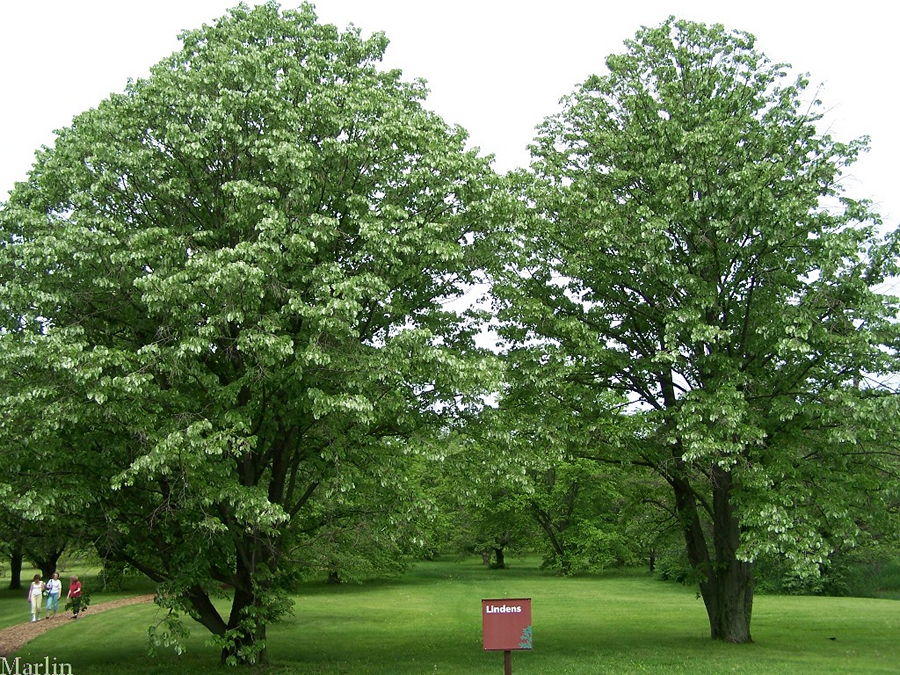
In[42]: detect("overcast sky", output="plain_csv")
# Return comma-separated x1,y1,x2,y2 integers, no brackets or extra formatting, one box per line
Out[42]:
1,0,897,231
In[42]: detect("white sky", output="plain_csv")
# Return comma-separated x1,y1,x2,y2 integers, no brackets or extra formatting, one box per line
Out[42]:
1,0,897,231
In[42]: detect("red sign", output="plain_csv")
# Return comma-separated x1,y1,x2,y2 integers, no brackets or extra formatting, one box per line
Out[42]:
482,598,533,651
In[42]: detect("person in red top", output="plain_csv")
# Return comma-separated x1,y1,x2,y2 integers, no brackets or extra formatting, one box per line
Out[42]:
67,576,83,619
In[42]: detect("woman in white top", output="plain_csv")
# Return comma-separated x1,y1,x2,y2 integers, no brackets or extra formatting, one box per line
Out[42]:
44,572,62,618
27,574,44,623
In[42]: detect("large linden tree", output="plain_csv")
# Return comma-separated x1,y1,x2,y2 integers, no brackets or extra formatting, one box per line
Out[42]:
0,3,499,665
496,18,900,643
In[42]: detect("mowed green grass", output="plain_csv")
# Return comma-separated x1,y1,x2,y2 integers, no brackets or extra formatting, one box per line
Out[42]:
9,557,899,674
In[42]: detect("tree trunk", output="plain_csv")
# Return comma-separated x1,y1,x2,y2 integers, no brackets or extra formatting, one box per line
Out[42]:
327,560,342,584
670,464,753,643
707,557,753,642
218,537,271,667
8,544,23,590
493,547,506,569
38,551,63,583
25,540,66,584
221,585,268,666
530,501,570,573
709,465,753,642
184,585,227,637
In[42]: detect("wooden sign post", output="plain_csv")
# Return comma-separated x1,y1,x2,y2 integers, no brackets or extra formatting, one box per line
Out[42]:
482,598,532,674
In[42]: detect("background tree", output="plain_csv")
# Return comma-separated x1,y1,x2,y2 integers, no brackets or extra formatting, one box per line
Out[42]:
290,438,440,584
0,518,25,590
618,475,683,574
496,18,900,643
422,430,542,568
462,484,537,569
23,527,67,583
494,326,653,574
527,458,652,575
0,2,499,665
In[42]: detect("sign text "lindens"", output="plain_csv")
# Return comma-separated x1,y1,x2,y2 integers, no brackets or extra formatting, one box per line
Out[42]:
483,604,523,614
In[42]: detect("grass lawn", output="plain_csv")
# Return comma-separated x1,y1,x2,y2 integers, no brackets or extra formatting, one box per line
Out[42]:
8,557,899,673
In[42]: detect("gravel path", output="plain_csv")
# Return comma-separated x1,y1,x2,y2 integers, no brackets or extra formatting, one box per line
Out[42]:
0,594,155,657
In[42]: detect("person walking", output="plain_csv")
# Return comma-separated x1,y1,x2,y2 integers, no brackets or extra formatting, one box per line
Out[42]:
27,574,44,623
44,572,62,619
67,575,83,619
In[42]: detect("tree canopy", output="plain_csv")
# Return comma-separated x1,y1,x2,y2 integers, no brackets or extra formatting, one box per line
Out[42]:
494,17,900,643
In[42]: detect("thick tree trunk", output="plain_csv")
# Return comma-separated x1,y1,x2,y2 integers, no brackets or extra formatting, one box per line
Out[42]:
221,585,268,666
708,558,753,642
221,624,268,667
493,547,506,569
115,525,275,665
183,583,271,666
670,465,754,643
218,538,271,666
709,465,753,642
8,544,23,590
185,585,228,637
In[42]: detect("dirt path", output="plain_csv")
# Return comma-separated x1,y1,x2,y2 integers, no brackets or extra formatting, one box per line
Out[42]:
0,594,155,657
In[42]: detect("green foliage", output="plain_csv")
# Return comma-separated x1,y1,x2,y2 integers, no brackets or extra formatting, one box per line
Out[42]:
655,549,695,585
528,460,642,574
148,607,192,657
290,445,429,583
97,560,146,591
0,1,501,663
541,520,630,574
64,590,91,614
412,426,544,565
755,549,900,599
